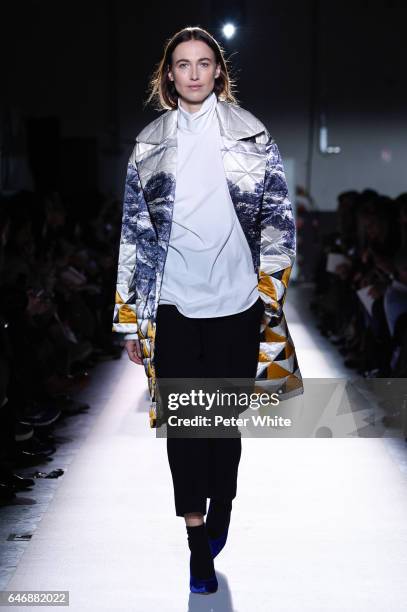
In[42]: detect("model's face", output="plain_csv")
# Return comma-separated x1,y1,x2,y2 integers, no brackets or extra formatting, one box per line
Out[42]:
167,39,221,112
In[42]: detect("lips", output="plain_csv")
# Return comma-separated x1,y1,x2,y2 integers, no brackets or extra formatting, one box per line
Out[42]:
189,85,202,89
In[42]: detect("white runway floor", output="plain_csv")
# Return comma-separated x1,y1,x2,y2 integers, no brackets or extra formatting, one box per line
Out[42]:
3,288,407,611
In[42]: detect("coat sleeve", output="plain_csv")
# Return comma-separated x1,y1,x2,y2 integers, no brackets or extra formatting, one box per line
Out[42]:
258,135,296,326
112,149,143,336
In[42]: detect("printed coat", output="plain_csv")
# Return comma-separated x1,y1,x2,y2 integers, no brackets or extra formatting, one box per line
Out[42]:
112,98,303,428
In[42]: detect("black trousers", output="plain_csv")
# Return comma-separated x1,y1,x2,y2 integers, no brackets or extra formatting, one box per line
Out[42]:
154,296,264,517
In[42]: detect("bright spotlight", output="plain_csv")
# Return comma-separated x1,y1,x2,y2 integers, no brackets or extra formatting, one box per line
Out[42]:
222,23,236,39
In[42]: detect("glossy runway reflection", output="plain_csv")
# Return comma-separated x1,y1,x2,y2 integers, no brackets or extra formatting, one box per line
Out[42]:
3,287,407,611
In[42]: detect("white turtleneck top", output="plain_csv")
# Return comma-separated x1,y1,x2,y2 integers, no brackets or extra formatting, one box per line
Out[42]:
124,91,259,339
158,91,259,318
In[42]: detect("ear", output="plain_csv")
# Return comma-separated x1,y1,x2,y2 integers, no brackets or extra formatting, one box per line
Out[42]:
167,67,174,82
215,63,221,79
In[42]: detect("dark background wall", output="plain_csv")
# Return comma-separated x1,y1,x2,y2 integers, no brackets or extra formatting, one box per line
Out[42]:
2,0,406,209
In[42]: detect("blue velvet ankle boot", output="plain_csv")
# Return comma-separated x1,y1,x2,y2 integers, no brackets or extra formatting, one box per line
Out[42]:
206,499,232,559
189,572,218,594
208,526,229,559
186,524,218,594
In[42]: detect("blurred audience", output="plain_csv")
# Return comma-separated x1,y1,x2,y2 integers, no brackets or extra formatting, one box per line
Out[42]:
308,188,407,379
0,188,123,504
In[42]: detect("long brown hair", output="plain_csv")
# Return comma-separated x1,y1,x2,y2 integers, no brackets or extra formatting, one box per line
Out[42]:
144,26,239,111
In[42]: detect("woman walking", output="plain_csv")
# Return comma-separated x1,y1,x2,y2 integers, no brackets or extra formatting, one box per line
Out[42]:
112,26,302,595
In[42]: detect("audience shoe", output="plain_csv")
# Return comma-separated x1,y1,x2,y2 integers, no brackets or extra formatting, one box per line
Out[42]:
0,473,35,491
18,406,61,428
17,436,56,456
14,421,34,442
11,450,53,468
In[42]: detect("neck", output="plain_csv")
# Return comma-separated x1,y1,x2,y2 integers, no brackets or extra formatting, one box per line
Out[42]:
177,91,217,135
178,94,212,114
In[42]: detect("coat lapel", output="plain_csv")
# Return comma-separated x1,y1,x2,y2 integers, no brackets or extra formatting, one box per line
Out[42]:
134,99,268,187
